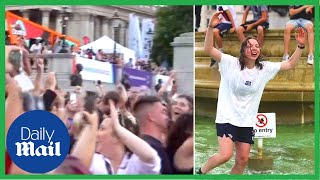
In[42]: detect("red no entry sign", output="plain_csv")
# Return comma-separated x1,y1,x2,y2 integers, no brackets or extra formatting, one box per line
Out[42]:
256,114,268,128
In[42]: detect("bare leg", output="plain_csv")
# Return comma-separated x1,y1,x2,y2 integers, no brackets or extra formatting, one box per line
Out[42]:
236,26,246,43
257,26,264,47
305,23,314,55
230,141,251,174
213,28,223,49
201,135,233,174
283,23,295,55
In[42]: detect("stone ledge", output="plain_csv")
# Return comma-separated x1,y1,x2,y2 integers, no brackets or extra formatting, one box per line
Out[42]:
195,56,311,67
195,45,310,58
195,97,314,124
195,29,295,42
196,87,314,102
194,29,313,57
195,80,314,102
195,60,315,83
196,80,314,91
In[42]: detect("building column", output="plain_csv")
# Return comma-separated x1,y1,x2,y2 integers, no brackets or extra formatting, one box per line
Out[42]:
66,12,92,45
88,15,94,42
55,13,62,34
199,5,208,32
93,16,101,40
20,9,29,20
101,17,109,37
41,9,51,28
79,13,91,44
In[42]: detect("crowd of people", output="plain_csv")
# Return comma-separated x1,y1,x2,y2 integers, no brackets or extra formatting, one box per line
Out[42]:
5,35,194,174
6,25,170,75
5,32,171,87
197,5,314,67
77,48,170,75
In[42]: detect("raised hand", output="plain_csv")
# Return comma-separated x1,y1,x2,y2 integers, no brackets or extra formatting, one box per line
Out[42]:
36,58,44,72
295,27,306,46
116,84,128,108
45,72,57,91
5,45,29,74
109,99,120,128
208,11,223,28
82,111,98,126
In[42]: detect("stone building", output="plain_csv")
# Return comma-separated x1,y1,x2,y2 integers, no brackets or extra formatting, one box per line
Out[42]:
5,5,157,46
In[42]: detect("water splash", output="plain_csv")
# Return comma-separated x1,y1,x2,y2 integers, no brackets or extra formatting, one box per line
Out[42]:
195,116,314,175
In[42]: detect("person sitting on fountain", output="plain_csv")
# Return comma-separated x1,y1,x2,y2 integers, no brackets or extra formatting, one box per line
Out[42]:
282,5,314,65
236,5,269,47
208,5,237,67
197,12,307,175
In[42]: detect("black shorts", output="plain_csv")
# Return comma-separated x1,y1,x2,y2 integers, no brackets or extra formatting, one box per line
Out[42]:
214,23,232,34
240,20,269,30
216,123,255,144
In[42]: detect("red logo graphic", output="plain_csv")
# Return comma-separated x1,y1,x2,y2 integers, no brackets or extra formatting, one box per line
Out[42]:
256,114,268,128
14,23,22,30
11,20,27,36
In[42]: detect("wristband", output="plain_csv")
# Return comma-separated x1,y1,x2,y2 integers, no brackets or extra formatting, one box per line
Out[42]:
208,25,215,29
297,45,305,49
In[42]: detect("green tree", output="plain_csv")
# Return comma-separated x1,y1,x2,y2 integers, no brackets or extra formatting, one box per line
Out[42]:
151,6,193,67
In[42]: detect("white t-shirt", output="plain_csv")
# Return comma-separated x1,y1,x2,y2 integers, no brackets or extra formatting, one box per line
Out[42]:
90,152,161,174
217,5,237,25
30,43,42,54
14,72,34,92
216,53,281,127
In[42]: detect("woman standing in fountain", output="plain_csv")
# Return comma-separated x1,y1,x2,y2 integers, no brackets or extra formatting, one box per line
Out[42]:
197,12,306,174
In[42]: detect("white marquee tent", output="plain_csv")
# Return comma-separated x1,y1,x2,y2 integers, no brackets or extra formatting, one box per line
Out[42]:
80,35,136,63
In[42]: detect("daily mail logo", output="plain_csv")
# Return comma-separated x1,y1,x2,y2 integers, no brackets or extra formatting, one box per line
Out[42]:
6,110,69,173
15,127,61,157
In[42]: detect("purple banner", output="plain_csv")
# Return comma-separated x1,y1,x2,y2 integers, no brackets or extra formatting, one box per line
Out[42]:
123,67,153,88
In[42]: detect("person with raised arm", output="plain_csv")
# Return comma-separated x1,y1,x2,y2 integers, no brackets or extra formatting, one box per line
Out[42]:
197,12,306,175
90,99,161,174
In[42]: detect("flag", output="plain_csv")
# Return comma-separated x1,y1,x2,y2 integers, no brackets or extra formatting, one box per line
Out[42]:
128,14,143,59
141,18,155,61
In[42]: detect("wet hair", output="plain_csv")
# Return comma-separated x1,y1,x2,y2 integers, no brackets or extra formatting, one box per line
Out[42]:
239,36,264,71
176,94,193,111
166,113,193,157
